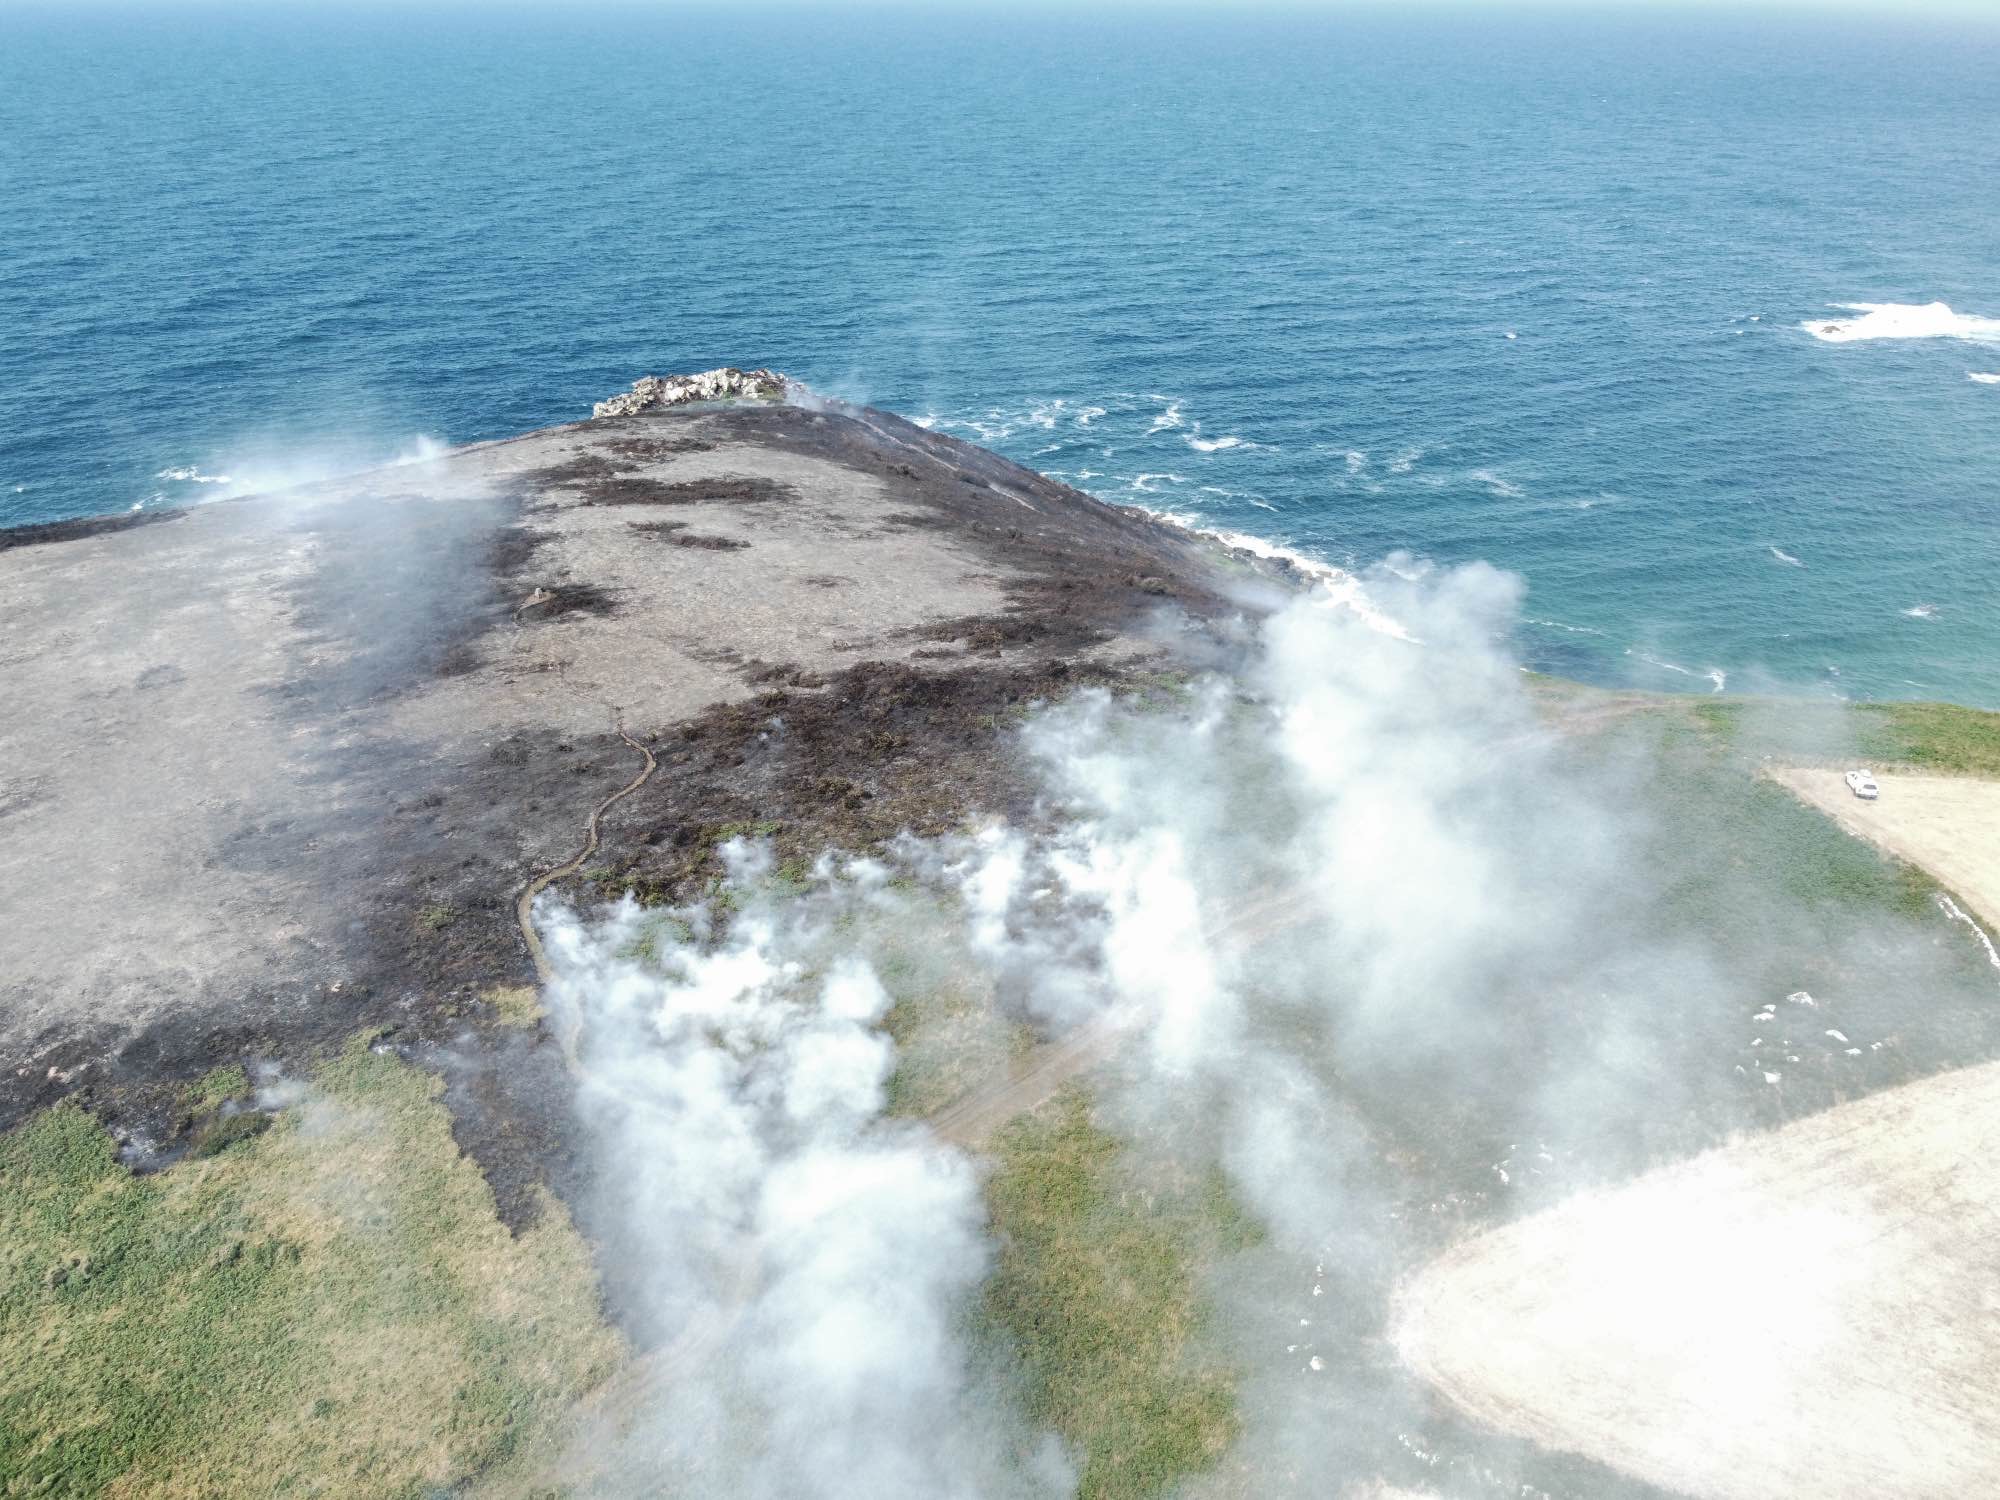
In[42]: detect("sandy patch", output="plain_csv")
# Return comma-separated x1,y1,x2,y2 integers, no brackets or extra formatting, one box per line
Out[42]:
1770,768,2000,930
1391,1058,2000,1499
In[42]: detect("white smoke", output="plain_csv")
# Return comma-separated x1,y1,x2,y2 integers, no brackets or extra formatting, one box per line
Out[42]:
538,553,1991,1496
537,851,1072,1499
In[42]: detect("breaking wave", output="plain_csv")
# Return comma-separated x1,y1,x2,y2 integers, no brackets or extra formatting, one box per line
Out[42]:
1802,301,2000,344
1769,546,1804,568
1971,372,2000,385
1138,507,1414,642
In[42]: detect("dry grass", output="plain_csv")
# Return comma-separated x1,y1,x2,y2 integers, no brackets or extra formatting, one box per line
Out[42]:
0,1036,623,1498
482,985,546,1029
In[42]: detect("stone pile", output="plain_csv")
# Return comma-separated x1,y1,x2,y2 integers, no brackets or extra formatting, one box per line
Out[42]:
591,368,788,418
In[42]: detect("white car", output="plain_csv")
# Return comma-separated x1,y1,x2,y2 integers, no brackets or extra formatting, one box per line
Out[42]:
1844,768,1880,801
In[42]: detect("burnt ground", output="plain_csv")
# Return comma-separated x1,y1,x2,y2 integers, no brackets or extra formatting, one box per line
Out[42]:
0,395,1285,1230
0,506,188,551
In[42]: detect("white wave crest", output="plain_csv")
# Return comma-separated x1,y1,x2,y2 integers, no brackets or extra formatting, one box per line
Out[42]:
1186,433,1250,453
1470,468,1525,500
1802,301,2000,344
1971,372,2000,385
1902,604,1938,619
155,465,235,484
1769,546,1804,568
1146,400,1185,434
1139,509,1413,642
1626,649,1726,693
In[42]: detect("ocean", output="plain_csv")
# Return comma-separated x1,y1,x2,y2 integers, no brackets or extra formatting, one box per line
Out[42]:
5,5,1998,705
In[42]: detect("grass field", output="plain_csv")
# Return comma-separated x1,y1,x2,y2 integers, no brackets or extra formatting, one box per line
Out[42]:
1678,694,2000,778
981,1090,1256,1500
0,1036,622,1499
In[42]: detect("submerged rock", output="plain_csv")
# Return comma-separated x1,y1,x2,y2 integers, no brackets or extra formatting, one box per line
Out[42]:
592,367,787,417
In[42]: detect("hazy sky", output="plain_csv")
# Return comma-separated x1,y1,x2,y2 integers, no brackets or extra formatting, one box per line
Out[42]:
8,0,1998,13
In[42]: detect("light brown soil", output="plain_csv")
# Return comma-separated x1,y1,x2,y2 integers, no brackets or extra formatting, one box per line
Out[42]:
1392,1057,2000,1499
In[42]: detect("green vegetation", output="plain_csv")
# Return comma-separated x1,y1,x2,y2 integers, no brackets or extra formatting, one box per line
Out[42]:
1852,700,2000,778
863,904,1032,1119
188,1107,272,1158
417,902,459,932
179,1063,248,1116
609,910,697,965
0,1036,622,1499
705,818,782,845
880,979,1030,1119
1656,691,2000,778
982,1091,1250,1500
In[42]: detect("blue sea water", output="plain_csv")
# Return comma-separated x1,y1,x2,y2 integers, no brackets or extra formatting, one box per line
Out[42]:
4,5,1998,705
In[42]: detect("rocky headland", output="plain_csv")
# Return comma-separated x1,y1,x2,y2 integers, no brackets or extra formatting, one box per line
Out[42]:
0,375,1290,1192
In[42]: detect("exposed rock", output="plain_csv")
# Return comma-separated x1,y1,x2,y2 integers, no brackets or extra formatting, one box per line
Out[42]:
591,367,788,418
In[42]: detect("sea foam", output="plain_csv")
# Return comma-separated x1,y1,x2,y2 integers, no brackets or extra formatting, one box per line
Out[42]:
1971,372,2000,385
1802,301,2000,344
1139,508,1413,642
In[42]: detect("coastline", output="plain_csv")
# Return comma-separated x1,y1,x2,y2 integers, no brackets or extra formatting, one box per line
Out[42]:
6,384,2000,1500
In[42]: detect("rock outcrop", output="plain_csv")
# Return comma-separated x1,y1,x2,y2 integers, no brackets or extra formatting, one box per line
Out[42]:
591,367,787,418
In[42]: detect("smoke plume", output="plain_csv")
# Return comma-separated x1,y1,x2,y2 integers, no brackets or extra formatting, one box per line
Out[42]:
539,555,1999,1496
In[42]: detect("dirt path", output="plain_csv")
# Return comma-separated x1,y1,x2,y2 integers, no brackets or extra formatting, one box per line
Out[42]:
1769,767,2000,932
513,722,658,1072
930,1008,1139,1148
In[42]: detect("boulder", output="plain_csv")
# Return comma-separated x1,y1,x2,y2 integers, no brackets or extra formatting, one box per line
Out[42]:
591,367,788,418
